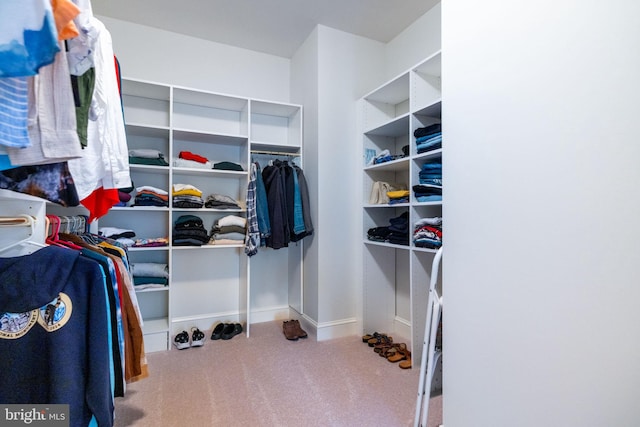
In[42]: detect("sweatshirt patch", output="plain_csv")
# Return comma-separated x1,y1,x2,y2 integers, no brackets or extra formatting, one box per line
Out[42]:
0,293,72,338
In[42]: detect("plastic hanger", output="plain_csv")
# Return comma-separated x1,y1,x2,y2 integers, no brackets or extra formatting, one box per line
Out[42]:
0,214,48,254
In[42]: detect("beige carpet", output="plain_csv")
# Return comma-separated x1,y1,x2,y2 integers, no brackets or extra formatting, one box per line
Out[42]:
114,321,442,427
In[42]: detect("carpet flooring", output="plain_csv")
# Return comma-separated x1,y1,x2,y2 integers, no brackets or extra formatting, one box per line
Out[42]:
114,321,442,427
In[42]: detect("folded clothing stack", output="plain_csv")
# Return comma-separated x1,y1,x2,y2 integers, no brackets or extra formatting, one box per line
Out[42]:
172,215,209,246
129,148,169,166
414,124,442,154
413,217,442,249
366,212,410,246
174,151,213,170
131,262,169,290
209,215,246,245
204,193,241,210
134,185,169,207
387,211,410,246
412,184,442,203
418,161,442,187
172,183,204,208
387,189,410,205
213,161,243,171
367,226,392,242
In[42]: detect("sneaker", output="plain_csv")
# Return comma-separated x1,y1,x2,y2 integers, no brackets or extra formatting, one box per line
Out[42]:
191,327,205,347
173,331,189,350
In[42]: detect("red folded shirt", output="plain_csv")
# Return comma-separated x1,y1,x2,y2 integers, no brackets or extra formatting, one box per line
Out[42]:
179,151,209,164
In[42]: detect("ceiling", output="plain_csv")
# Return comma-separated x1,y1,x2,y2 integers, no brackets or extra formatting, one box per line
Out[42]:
91,0,440,58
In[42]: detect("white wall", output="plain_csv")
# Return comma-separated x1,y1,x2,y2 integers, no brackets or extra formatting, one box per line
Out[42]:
316,25,385,334
384,2,441,82
291,25,386,337
443,1,640,426
290,27,320,322
98,16,291,101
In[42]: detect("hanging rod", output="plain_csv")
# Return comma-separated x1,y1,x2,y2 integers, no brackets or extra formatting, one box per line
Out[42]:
250,150,300,157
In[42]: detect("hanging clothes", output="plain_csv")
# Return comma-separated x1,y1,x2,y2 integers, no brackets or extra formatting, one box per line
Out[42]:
0,245,114,427
256,159,312,250
262,160,290,249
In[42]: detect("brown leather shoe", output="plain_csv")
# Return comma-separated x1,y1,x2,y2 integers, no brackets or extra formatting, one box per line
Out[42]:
283,320,298,340
291,319,307,339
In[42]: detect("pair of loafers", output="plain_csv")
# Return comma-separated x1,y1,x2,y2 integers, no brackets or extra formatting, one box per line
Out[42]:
210,322,243,340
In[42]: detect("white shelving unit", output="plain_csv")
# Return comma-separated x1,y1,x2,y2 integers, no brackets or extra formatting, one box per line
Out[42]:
95,78,304,352
360,51,442,366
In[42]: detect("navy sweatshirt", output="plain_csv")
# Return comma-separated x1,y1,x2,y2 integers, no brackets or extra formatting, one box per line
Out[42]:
0,246,113,427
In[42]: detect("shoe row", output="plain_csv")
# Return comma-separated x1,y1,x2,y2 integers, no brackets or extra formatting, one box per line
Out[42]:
362,332,412,369
173,322,244,350
282,319,307,341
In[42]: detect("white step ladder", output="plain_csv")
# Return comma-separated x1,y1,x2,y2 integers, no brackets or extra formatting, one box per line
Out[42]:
414,247,443,427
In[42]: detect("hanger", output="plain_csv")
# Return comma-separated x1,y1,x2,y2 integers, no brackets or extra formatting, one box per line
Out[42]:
46,214,82,250
0,214,48,255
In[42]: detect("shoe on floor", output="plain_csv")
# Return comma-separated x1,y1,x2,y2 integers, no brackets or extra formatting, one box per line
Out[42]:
191,327,205,347
173,330,190,350
282,320,298,340
221,323,243,340
291,319,307,339
210,323,225,340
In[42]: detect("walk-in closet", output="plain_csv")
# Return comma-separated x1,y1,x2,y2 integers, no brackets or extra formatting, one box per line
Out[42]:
3,1,640,427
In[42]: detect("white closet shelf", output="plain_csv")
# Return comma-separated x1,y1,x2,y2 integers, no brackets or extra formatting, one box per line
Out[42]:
364,113,410,137
361,50,442,369
172,128,248,143
127,247,169,252
141,318,169,334
364,240,412,250
364,157,409,172
108,77,304,351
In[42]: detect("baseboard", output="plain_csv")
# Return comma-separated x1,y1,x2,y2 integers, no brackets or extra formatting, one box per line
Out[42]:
315,317,359,341
394,315,411,341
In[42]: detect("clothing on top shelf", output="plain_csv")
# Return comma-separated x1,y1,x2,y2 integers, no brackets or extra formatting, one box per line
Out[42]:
173,157,213,169
172,214,209,246
214,161,243,171
128,148,169,166
179,150,208,164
